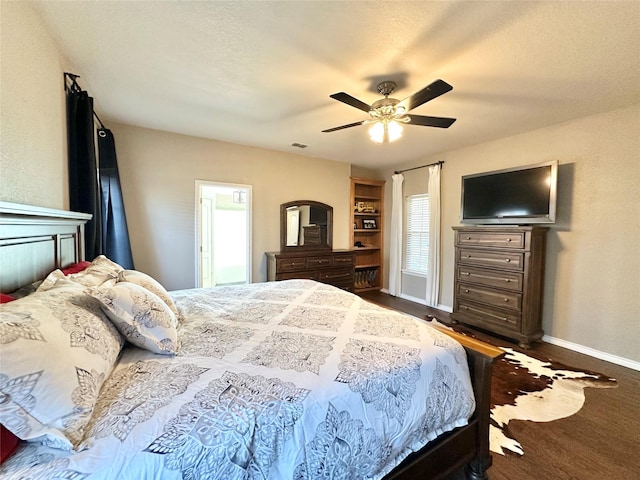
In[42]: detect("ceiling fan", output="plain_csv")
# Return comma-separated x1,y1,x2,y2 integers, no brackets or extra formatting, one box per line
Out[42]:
322,79,456,143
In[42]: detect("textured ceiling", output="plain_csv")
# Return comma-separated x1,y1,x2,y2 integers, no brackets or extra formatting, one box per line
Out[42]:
32,1,640,169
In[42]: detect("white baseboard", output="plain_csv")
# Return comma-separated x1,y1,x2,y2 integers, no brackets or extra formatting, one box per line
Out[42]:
542,334,640,372
376,289,638,371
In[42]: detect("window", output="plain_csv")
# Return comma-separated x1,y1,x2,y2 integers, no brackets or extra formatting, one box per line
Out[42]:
404,194,430,275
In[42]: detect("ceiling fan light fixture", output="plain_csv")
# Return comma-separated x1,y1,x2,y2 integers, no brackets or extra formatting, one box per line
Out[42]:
323,79,456,140
369,119,403,143
387,120,403,141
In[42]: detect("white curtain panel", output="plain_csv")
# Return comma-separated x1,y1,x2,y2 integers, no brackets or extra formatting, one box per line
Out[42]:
388,174,404,296
425,165,441,307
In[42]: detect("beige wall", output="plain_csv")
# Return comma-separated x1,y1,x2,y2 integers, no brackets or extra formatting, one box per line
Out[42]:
0,2,69,209
110,123,351,291
379,103,640,363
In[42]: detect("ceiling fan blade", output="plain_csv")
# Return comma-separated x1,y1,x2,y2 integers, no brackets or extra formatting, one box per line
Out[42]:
407,114,457,128
399,79,453,112
322,121,366,133
329,92,371,113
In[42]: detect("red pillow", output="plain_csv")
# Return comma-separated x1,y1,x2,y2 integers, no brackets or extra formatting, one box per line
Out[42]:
0,425,20,464
61,261,91,276
0,295,20,462
0,293,15,304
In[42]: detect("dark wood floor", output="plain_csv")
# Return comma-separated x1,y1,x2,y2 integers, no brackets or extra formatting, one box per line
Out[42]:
360,291,640,480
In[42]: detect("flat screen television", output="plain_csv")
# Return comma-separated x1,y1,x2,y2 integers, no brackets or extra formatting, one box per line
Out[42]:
460,160,558,225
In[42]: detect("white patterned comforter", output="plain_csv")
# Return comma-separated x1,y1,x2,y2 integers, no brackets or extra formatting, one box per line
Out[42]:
0,280,475,480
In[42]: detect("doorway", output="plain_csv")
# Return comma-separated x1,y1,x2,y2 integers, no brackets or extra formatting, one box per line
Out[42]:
196,181,252,287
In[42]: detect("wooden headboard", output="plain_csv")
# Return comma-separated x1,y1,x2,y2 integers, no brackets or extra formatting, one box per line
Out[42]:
0,201,91,293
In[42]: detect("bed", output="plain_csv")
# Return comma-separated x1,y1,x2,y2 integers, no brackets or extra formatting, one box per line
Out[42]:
0,201,504,480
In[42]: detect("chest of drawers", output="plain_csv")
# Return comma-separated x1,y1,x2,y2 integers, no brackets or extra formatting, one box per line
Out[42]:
450,226,548,348
266,250,355,291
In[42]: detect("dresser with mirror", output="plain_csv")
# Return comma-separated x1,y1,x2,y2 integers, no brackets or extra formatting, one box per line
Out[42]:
266,200,355,291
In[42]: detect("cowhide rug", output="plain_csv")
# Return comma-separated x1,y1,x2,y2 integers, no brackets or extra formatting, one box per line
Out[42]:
419,318,618,456
489,346,618,456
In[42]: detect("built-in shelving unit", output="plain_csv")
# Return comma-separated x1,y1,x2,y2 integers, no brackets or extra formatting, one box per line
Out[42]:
350,177,385,293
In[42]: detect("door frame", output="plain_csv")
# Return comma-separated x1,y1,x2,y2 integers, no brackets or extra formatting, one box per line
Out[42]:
195,180,252,288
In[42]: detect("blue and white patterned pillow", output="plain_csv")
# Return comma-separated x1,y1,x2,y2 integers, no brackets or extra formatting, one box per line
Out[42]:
117,270,179,318
87,282,179,355
0,273,124,450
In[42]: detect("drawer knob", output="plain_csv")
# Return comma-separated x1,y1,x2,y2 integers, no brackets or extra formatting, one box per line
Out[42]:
505,258,511,263
506,238,512,242
463,272,470,276
504,298,509,302
505,278,511,282
464,289,469,293
466,236,471,240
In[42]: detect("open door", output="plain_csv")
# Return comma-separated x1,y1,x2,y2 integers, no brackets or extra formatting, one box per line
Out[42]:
196,181,252,287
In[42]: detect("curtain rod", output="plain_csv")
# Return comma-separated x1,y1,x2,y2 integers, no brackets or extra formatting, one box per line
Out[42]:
394,160,444,175
64,72,106,130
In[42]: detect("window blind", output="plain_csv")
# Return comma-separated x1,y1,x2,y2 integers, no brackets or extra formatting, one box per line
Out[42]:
404,194,430,275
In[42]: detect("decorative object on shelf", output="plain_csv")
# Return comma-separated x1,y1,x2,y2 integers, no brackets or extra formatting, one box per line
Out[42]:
362,219,377,229
354,268,378,290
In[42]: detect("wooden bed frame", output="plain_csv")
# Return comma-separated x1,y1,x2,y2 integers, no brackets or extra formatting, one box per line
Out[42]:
0,201,504,480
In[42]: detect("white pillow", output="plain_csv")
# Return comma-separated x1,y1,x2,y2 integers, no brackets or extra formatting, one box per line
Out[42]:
38,255,123,289
87,282,179,355
118,269,179,317
0,277,124,450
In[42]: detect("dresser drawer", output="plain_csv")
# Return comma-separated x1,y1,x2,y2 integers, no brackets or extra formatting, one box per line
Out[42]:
455,300,521,329
277,257,306,272
457,265,523,292
457,248,524,271
319,268,353,284
457,283,522,312
332,254,354,267
456,230,525,249
266,251,354,292
276,271,319,281
306,256,332,268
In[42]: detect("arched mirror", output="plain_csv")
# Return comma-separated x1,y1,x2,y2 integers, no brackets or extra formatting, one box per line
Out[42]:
280,200,332,251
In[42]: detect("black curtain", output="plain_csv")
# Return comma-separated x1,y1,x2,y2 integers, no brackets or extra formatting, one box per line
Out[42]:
97,129,134,269
67,90,102,260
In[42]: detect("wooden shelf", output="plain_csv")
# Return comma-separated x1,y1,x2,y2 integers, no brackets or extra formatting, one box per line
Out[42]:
354,194,380,200
353,286,380,293
350,177,385,293
355,263,379,269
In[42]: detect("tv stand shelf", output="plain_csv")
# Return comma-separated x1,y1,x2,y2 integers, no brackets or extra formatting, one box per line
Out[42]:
450,226,548,348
